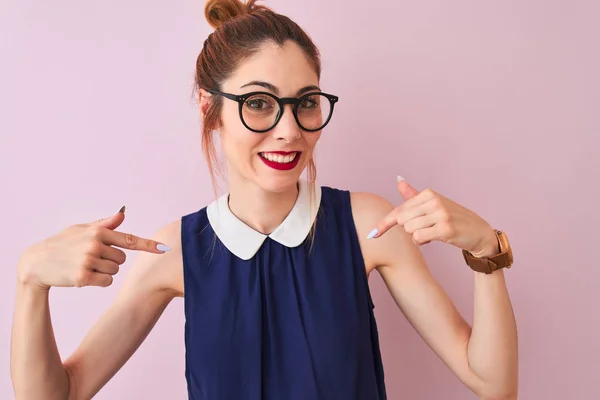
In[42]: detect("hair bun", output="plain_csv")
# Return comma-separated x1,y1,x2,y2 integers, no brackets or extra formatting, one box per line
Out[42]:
204,0,266,30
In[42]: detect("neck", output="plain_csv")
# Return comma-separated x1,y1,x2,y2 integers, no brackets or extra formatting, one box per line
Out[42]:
227,176,300,235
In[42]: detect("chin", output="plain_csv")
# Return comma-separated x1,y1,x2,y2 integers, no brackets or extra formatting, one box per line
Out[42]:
254,173,303,194
252,154,307,194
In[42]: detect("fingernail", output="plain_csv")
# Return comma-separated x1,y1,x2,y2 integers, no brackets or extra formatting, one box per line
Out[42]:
367,228,378,240
118,205,126,214
157,243,171,252
397,175,405,182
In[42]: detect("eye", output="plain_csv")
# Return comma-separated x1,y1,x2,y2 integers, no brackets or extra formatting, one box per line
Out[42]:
245,95,275,111
300,97,318,109
247,99,267,109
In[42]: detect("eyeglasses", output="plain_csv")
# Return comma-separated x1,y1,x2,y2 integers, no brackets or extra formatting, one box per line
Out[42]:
207,89,339,133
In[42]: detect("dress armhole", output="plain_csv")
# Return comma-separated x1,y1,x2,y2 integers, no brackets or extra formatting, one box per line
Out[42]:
342,189,376,310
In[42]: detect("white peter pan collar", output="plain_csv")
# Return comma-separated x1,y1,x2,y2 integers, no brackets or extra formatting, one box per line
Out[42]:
206,179,322,260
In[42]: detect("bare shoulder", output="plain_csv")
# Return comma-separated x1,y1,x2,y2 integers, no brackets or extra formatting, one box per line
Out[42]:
120,218,184,298
349,191,410,274
349,191,395,225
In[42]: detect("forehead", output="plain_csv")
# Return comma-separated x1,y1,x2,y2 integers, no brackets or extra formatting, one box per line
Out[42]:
224,40,319,95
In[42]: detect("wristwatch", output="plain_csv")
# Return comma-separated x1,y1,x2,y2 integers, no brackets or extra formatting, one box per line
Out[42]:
462,229,514,274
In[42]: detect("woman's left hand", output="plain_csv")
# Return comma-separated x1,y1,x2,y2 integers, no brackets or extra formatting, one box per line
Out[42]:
368,176,499,258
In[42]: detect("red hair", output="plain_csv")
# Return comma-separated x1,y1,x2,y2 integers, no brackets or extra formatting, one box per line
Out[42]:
195,0,322,196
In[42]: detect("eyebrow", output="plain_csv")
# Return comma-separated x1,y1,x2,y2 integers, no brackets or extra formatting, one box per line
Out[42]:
240,81,321,96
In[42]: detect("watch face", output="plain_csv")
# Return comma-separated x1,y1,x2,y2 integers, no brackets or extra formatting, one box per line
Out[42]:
496,230,510,253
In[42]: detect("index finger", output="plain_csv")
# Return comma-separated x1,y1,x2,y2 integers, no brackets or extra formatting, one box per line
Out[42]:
367,208,399,240
100,229,171,253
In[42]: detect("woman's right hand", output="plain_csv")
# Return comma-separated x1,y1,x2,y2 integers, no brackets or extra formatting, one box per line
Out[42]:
17,206,171,290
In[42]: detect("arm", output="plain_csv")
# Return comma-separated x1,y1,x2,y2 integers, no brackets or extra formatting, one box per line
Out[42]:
351,191,518,400
10,220,183,400
11,281,70,399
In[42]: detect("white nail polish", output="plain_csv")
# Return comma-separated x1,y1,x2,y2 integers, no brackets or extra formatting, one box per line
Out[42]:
157,243,171,252
397,175,405,182
367,228,378,240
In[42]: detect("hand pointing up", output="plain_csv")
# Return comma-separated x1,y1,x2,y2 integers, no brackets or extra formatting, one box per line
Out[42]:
367,176,499,258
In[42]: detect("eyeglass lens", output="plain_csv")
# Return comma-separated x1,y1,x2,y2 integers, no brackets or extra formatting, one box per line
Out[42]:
241,93,332,131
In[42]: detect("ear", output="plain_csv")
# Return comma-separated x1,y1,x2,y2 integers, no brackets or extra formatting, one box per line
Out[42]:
198,88,213,120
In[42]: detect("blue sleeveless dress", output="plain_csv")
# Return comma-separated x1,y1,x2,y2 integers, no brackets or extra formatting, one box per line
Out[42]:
181,180,387,399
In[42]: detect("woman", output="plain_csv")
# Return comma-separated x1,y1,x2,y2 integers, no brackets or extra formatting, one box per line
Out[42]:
10,0,518,399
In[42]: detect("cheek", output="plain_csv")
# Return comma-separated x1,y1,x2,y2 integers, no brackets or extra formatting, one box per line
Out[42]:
220,127,265,167
220,102,242,131
220,107,247,154
305,132,322,152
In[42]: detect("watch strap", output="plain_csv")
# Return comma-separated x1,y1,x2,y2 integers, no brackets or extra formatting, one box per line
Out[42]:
462,230,514,274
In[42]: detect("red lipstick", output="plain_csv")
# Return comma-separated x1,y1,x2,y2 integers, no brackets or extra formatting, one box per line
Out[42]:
259,151,301,171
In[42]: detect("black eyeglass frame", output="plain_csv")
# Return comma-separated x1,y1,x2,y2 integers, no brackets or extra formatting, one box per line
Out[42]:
207,89,339,133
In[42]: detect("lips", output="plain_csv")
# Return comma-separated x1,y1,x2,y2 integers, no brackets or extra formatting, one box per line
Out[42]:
259,151,302,171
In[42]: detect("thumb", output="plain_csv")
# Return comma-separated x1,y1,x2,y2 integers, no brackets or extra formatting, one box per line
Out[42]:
90,206,126,230
397,176,419,200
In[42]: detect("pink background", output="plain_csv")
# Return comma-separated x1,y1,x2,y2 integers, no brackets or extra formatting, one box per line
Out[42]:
1,0,598,398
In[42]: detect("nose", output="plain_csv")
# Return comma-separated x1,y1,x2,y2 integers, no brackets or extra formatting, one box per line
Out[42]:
272,105,301,142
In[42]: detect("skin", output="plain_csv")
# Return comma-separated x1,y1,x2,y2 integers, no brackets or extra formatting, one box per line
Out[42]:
10,40,518,400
